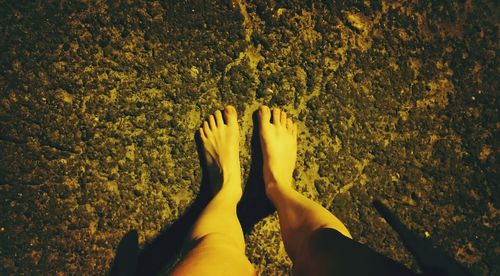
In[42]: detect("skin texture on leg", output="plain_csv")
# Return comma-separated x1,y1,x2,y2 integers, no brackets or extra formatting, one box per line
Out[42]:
257,105,352,270
171,106,255,276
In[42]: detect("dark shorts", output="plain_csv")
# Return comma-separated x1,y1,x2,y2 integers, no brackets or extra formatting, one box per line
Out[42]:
295,228,418,276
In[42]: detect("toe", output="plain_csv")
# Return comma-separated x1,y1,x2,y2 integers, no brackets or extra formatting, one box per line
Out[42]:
287,118,293,131
209,115,216,129
203,121,211,135
224,105,238,125
281,110,287,126
258,105,271,124
272,108,281,125
215,110,224,126
199,127,207,140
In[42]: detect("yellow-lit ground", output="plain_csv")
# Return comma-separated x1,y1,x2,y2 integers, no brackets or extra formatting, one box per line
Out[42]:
0,1,497,274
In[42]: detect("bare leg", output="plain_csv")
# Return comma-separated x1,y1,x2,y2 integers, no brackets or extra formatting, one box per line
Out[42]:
171,106,255,276
257,105,352,271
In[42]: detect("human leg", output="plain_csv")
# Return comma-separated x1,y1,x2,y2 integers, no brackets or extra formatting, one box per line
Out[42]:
257,105,351,268
258,105,417,276
171,106,255,276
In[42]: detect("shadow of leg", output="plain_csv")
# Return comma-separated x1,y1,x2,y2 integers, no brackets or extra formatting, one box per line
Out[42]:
134,191,210,275
237,111,275,234
109,230,138,276
373,199,473,276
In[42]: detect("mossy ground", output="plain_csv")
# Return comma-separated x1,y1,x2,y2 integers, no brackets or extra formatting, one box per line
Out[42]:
0,1,498,275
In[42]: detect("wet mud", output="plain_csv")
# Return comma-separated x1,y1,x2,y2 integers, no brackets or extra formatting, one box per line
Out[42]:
0,1,498,274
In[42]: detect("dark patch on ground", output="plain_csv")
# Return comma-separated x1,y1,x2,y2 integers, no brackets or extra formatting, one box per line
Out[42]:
0,0,498,274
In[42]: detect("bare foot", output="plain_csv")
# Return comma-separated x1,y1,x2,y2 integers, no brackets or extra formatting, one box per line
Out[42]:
258,105,297,195
199,106,242,201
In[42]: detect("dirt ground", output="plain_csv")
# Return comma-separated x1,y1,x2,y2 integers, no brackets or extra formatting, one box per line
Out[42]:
0,0,498,275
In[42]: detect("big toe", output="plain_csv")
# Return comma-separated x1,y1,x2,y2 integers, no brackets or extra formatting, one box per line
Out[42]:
258,105,271,126
224,105,238,125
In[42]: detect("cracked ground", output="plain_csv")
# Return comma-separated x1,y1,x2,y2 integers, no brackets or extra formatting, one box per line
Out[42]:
0,1,498,275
